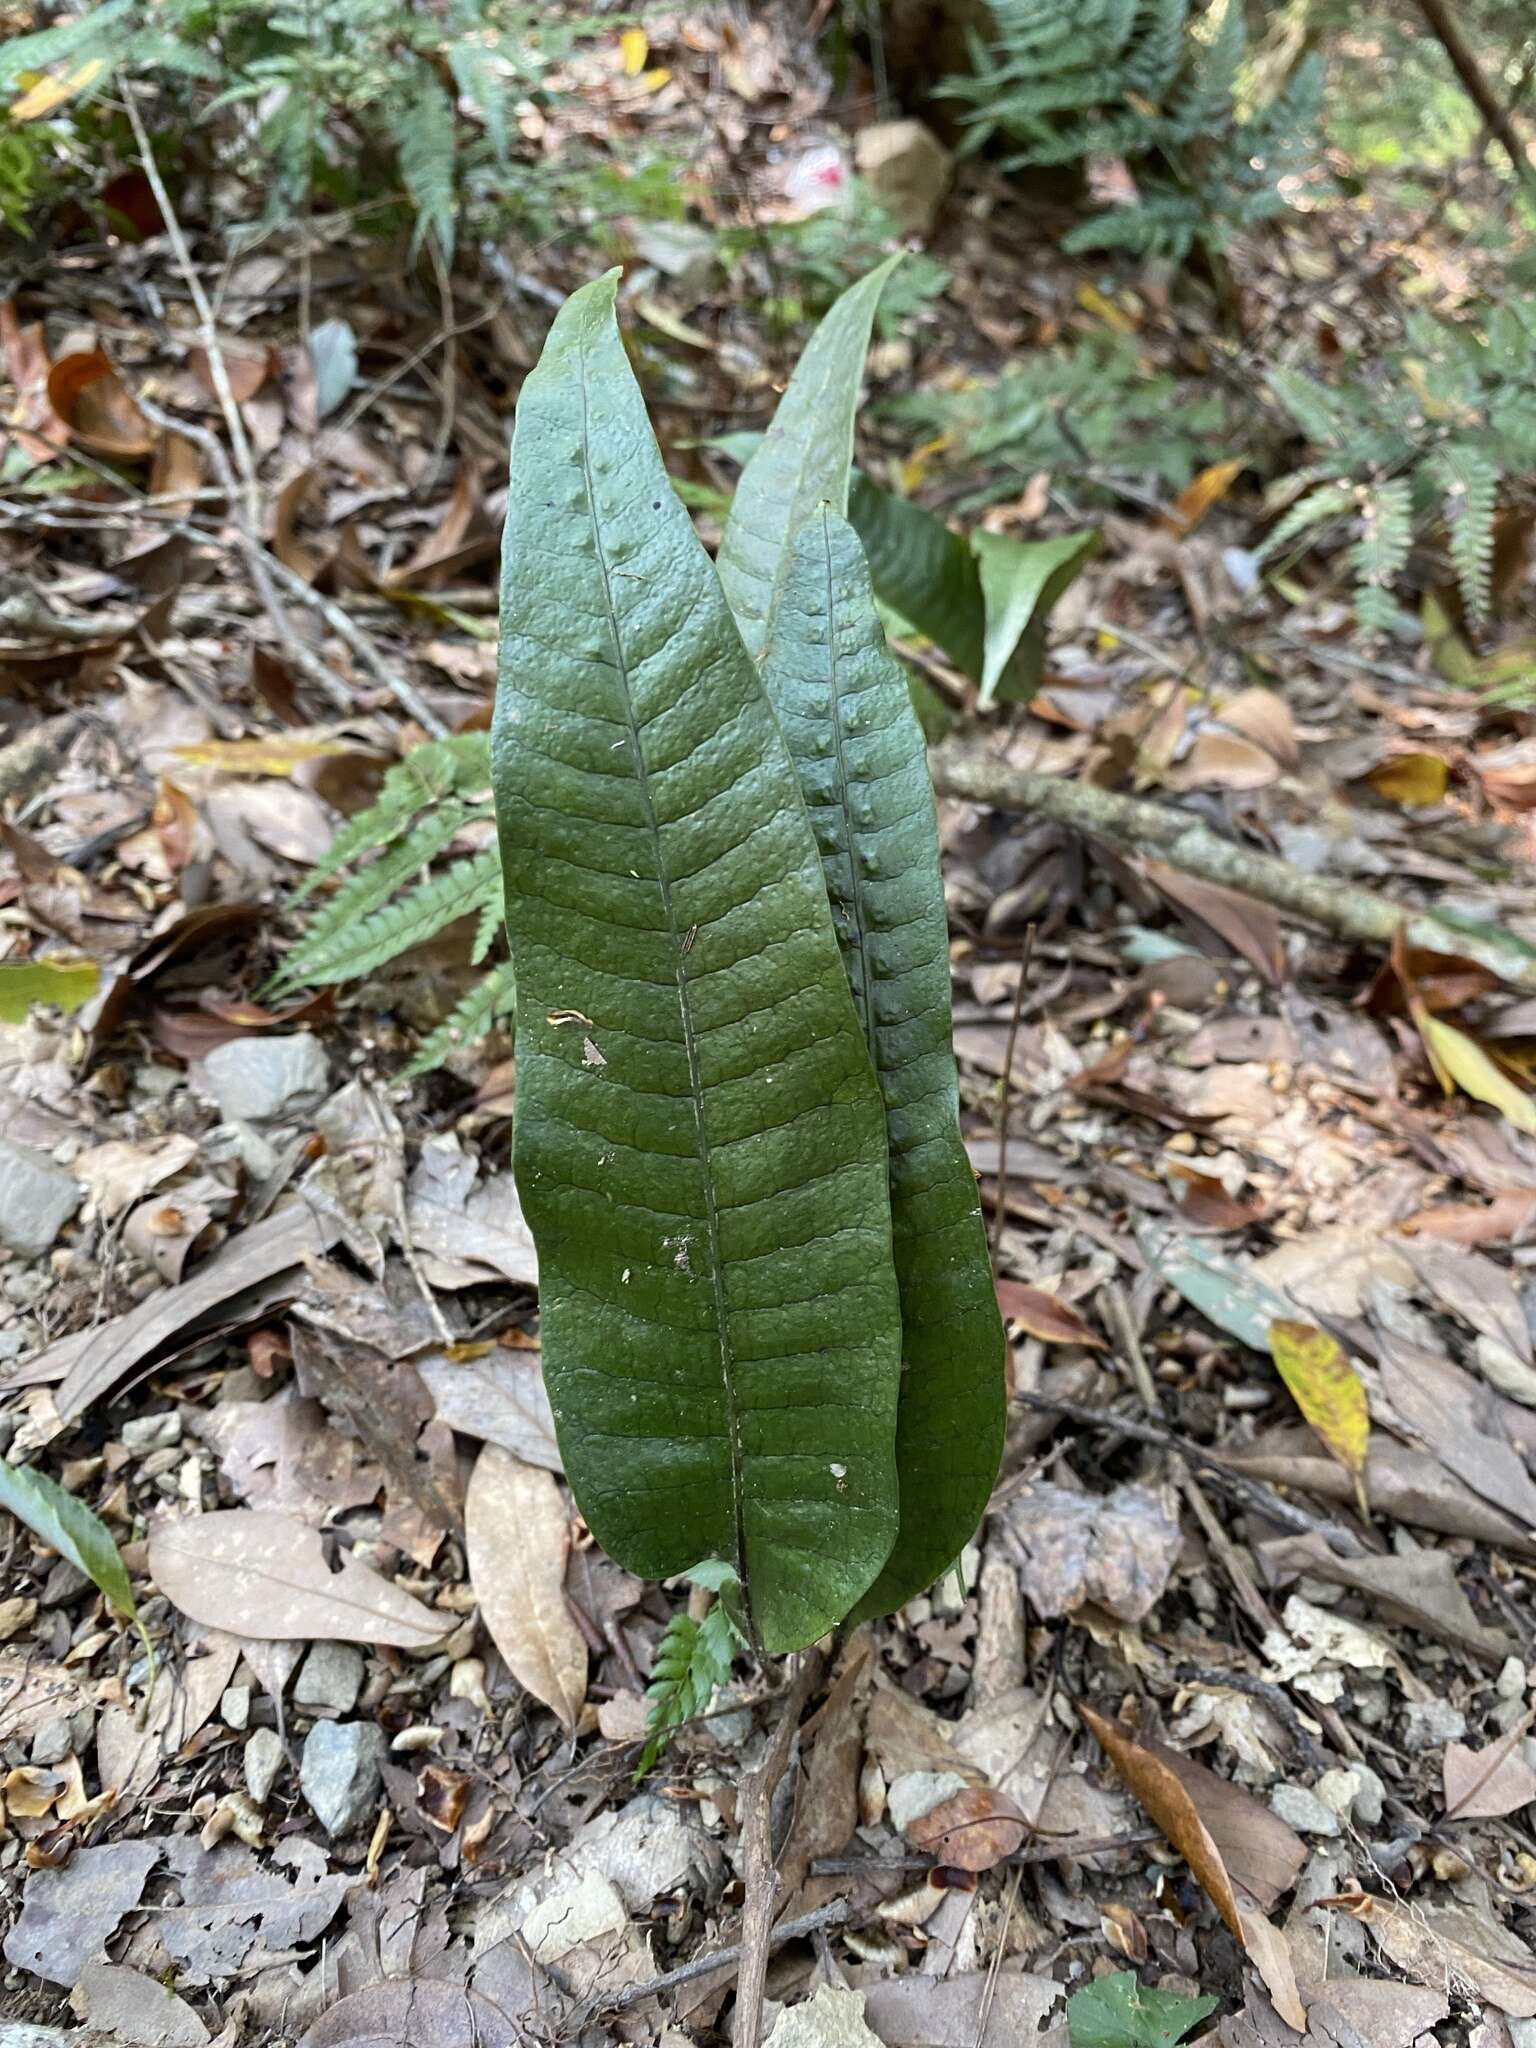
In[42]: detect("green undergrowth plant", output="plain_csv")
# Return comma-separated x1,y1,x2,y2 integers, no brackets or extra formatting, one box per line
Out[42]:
1257,302,1536,633
277,270,1095,1070
492,257,1008,1653
941,0,1323,265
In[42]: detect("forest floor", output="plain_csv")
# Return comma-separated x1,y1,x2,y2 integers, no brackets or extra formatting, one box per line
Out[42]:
4,9,1536,2048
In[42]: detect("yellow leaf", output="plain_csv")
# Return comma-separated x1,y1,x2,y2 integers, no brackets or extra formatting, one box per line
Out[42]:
1166,456,1247,537
1413,1005,1536,1136
637,66,671,93
1075,281,1140,334
898,433,953,495
9,56,105,122
1420,592,1480,688
1267,1319,1370,1517
173,736,359,775
619,27,648,74
1366,751,1449,808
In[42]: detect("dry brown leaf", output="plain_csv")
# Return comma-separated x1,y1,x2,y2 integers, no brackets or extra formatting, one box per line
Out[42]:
465,1445,586,1733
1078,1702,1305,2028
1259,1530,1513,1666
1143,862,1284,983
1165,730,1281,793
1444,1712,1536,1821
147,1510,446,1646
1323,1890,1536,2018
45,349,154,460
1,299,67,462
1005,1481,1181,1623
1215,687,1299,768
905,1784,1028,1871
993,1281,1106,1347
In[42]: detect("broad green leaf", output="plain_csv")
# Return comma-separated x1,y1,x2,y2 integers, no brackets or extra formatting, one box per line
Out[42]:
973,527,1099,707
492,272,903,1654
764,508,1005,1618
717,254,902,661
848,474,984,679
1268,1318,1370,1517
0,1458,151,1680
1135,1222,1296,1353
1066,1971,1217,2048
0,957,99,1023
1413,1004,1536,1136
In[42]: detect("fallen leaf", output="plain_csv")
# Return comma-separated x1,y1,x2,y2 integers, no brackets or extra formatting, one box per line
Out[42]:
1165,457,1247,539
619,26,648,72
73,1133,199,1223
1137,1223,1297,1353
904,1784,1028,1871
297,1978,524,2048
861,1971,1062,2047
418,1348,561,1469
3,1841,160,1986
465,1445,586,1733
1323,1890,1536,2018
1259,1530,1512,1665
1077,1703,1306,2029
0,957,99,1022
1165,729,1280,793
148,1509,446,1646
1414,1006,1536,1136
173,734,365,776
994,1280,1106,1347
1004,1481,1181,1623
1067,1969,1216,2047
46,349,154,460
8,56,105,121
160,1836,350,1984
1143,863,1284,983
70,1960,210,2048
1397,1189,1536,1245
0,300,66,461
1367,752,1450,807
1211,687,1299,768
1169,1164,1266,1231
188,336,274,405
1444,1713,1536,1821
1267,1320,1370,1515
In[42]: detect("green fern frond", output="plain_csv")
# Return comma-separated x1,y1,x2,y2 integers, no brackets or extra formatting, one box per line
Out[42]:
291,734,491,909
285,845,502,991
470,887,504,967
0,0,132,89
636,1563,748,1779
1267,366,1348,452
1257,480,1357,560
277,802,482,987
1432,444,1500,625
392,67,457,262
400,954,517,1078
1351,478,1414,633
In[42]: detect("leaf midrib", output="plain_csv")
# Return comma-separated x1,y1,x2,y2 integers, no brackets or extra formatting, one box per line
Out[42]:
575,332,749,1619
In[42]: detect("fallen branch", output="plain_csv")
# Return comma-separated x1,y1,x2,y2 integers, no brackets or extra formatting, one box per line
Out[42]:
598,1898,850,2014
931,742,1536,995
736,1647,826,2048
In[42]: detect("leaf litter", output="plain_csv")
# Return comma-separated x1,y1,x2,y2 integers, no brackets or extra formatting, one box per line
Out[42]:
5,12,1536,2044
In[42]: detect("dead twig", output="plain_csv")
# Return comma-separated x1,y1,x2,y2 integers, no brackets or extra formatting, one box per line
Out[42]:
736,1647,826,2048
931,740,1536,994
808,1827,1162,1876
598,1898,850,2014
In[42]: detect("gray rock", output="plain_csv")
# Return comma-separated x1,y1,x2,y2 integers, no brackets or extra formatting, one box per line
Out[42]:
1315,1762,1385,1826
244,1726,285,1806
0,2028,70,2048
121,1410,181,1454
1270,1783,1341,1836
0,1138,81,1259
1403,1699,1466,1747
300,1719,385,1836
30,1713,74,1768
221,1684,251,1731
295,1641,364,1718
203,1034,330,1122
854,119,952,237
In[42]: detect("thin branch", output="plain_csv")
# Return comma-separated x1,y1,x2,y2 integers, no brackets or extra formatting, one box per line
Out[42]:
598,1898,849,2014
736,1648,825,2048
1412,0,1536,188
931,741,1536,994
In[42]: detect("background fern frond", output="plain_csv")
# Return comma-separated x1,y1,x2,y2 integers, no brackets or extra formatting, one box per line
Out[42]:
1432,443,1500,625
401,955,517,1078
636,1563,748,1779
392,67,457,261
281,844,502,991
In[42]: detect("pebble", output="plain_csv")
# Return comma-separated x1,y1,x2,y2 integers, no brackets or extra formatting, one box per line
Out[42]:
0,1138,81,1259
853,119,952,237
120,1411,181,1454
1270,1783,1341,1836
203,1034,330,1123
294,1641,364,1718
221,1685,251,1731
244,1727,285,1806
1402,1699,1466,1747
1315,1762,1384,1826
300,1719,386,1837
30,1715,74,1768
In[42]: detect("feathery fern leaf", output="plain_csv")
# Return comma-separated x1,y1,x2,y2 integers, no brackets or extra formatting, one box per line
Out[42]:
1257,480,1357,561
1350,477,1414,633
276,802,483,987
283,845,502,991
392,68,457,261
400,955,517,1078
1433,443,1500,625
636,1563,748,1779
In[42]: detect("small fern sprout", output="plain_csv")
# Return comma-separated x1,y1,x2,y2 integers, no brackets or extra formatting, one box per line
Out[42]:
637,1563,749,1780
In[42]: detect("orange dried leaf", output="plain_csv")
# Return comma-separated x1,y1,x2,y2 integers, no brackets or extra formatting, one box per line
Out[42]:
994,1281,1106,1348
905,1785,1028,1872
1166,456,1247,538
46,349,154,461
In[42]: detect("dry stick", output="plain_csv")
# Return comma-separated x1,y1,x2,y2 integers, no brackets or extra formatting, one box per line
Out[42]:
599,1899,850,2014
121,84,261,532
736,1648,827,2048
808,1826,1163,1877
931,741,1536,995
264,554,449,737
1413,0,1536,188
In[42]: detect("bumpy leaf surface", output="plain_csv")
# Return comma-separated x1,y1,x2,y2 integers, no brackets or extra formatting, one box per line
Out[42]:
764,509,1005,1616
492,273,903,1652
717,255,901,662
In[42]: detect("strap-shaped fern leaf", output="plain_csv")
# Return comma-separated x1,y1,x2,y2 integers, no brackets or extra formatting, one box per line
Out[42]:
1432,443,1500,626
401,955,517,1078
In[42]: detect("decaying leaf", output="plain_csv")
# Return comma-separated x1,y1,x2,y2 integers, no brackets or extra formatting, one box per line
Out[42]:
904,1783,1028,1871
1266,1319,1370,1515
1443,1713,1536,1821
994,1281,1107,1347
1003,1480,1181,1623
1413,1006,1536,1137
1323,1889,1536,2018
464,1444,586,1733
147,1510,446,1646
1078,1703,1305,2029
3,1840,160,1986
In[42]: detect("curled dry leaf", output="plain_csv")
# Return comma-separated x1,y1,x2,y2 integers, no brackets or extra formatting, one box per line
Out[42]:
904,1784,1028,1872
994,1280,1106,1347
45,350,154,461
464,1444,587,1733
147,1509,446,1646
1078,1701,1306,2030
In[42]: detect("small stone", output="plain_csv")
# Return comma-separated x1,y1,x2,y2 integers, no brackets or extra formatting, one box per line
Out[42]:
1403,1699,1466,1747
203,1034,330,1123
0,2028,70,2047
766,1984,883,2048
221,1684,251,1731
0,1139,82,1259
629,220,716,298
244,1726,284,1806
1498,1656,1527,1700
29,1715,74,1768
0,1595,37,1640
1270,1783,1341,1836
300,1719,386,1837
1314,1763,1385,1826
120,1411,181,1454
854,119,952,237
295,1641,364,1718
